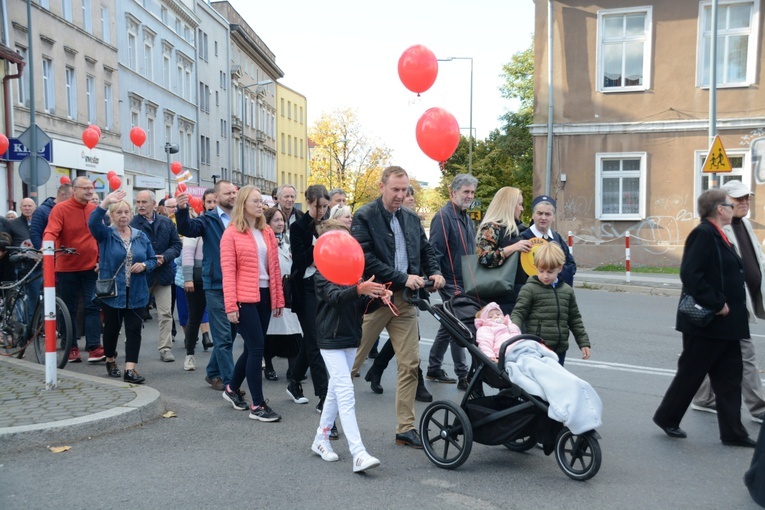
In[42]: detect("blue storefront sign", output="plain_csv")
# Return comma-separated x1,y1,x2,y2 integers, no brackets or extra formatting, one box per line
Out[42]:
1,138,53,162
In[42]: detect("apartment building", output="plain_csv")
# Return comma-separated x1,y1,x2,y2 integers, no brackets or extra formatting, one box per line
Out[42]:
276,83,308,210
532,0,765,266
7,0,123,203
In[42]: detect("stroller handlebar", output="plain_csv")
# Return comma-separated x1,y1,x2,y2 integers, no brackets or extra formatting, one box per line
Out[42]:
402,280,435,307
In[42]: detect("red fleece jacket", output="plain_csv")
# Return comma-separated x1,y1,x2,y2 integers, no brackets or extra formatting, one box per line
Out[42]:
43,198,98,272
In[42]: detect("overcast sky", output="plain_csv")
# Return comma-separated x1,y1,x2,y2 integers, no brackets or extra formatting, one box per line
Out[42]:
228,0,536,186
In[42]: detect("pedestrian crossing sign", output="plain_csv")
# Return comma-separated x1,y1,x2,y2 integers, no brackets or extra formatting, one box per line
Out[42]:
702,135,732,173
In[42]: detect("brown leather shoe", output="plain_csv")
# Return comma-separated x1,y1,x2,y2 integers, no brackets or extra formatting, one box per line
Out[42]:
205,376,224,391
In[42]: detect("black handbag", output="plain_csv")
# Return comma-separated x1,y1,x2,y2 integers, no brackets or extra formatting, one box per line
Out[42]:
677,293,715,327
95,257,128,299
461,251,519,300
282,274,293,309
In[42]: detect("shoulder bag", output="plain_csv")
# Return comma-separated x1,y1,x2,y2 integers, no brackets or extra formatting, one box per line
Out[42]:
96,239,131,299
677,241,722,328
461,251,519,300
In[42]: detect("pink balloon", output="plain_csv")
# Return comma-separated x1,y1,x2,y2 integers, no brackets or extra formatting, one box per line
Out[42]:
130,127,147,147
398,45,438,95
415,107,460,162
82,128,99,149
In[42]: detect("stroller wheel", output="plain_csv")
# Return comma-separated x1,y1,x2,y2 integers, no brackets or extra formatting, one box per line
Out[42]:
419,400,473,470
504,434,536,452
554,428,601,481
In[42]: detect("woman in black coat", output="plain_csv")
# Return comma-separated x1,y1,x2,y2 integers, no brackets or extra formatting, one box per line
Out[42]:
653,188,754,446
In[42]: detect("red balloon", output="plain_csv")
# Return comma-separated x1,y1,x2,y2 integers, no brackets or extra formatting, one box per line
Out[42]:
398,45,438,95
107,170,117,180
89,125,102,138
59,176,71,185
175,182,187,195
109,176,121,190
130,126,146,147
82,128,99,149
0,133,9,155
190,197,204,214
314,230,365,285
415,107,461,162
171,161,182,175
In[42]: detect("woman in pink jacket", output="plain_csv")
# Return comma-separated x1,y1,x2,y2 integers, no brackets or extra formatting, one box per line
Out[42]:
220,185,285,422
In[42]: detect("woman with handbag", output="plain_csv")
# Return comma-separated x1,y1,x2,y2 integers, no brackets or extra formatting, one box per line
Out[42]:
653,188,754,447
475,187,533,314
263,207,302,381
88,190,157,384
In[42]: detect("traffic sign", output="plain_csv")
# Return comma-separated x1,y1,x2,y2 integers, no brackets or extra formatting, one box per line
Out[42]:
702,135,732,173
1,137,53,162
18,125,51,152
18,155,52,186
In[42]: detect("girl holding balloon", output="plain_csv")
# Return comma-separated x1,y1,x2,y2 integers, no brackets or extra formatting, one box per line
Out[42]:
311,219,389,473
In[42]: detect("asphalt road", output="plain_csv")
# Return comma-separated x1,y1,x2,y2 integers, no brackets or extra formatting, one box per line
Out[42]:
2,289,763,509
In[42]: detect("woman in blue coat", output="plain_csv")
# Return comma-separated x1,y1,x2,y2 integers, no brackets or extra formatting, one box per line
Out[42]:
89,190,157,384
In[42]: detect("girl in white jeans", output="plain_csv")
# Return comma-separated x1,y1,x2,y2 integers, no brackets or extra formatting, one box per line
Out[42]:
312,221,391,473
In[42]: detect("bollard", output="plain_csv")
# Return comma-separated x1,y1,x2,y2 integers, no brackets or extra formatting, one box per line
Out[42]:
43,240,57,389
625,232,631,284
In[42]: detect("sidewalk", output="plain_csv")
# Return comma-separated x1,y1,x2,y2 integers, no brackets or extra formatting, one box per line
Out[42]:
0,271,676,451
0,355,164,451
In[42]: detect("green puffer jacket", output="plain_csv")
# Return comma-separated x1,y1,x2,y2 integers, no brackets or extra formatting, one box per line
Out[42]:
510,276,590,354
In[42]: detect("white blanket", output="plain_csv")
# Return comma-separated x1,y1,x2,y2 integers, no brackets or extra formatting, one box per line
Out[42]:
504,340,602,435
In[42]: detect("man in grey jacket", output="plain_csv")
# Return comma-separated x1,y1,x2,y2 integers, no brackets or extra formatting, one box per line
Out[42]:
692,180,765,423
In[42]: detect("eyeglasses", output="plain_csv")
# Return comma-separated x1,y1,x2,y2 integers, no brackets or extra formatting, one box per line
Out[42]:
75,186,95,191
719,203,735,209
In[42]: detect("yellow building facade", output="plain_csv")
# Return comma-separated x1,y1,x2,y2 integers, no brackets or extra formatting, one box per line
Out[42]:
276,83,308,210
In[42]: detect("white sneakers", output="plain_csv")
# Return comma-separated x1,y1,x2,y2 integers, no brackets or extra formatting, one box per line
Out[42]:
160,349,175,362
311,439,339,462
184,355,196,371
352,451,380,473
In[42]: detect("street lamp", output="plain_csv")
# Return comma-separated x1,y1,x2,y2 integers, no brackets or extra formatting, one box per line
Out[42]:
164,142,180,196
327,138,349,190
438,56,473,174
240,79,272,188
211,174,220,185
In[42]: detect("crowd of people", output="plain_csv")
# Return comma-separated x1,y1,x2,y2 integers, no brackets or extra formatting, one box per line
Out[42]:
3,166,762,476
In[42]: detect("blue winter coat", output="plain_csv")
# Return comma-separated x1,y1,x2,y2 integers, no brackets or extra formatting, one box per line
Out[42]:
130,212,182,287
30,197,56,249
89,206,158,309
175,206,226,291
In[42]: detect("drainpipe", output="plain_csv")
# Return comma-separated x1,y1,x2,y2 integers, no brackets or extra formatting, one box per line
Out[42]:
3,59,25,211
545,0,554,196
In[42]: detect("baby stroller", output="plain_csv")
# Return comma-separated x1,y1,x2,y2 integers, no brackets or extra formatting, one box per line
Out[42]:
409,286,602,481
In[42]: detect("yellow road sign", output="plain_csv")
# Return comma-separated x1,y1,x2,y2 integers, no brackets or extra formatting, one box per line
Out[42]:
702,135,732,173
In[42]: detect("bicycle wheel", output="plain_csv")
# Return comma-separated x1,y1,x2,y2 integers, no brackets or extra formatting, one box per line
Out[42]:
13,294,29,359
32,297,73,369
0,291,28,358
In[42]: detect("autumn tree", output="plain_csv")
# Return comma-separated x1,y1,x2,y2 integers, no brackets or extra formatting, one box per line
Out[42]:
308,108,392,210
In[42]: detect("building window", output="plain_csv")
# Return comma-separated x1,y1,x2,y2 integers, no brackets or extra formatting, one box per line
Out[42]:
597,7,652,92
38,0,50,8
143,33,154,80
65,67,77,119
42,57,55,113
104,83,112,129
280,98,284,116
287,101,292,120
281,133,285,154
162,48,171,89
86,75,96,124
15,46,28,107
697,0,760,87
300,106,304,124
127,26,138,71
215,90,219,106
595,152,647,220
214,40,218,56
146,117,155,157
82,0,92,33
160,6,167,25
100,5,110,43
62,0,73,22
696,149,749,195
216,140,220,156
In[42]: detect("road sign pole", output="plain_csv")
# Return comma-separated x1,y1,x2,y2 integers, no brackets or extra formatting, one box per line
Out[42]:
709,0,719,189
26,0,38,204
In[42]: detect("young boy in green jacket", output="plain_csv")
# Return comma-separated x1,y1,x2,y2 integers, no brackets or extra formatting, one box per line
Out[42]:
510,242,591,365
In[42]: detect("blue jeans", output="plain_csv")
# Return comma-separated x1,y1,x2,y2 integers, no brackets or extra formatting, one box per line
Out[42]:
230,290,272,406
57,270,101,350
205,289,237,385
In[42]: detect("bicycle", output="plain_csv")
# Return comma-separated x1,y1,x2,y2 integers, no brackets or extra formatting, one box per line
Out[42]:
0,246,76,368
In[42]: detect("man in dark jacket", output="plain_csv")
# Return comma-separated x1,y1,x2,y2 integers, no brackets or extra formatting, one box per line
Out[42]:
9,198,36,247
30,183,72,249
176,181,238,390
131,190,182,362
350,166,444,449
426,173,477,389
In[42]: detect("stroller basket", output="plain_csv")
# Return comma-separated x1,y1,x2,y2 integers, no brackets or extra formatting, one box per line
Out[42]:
465,394,537,445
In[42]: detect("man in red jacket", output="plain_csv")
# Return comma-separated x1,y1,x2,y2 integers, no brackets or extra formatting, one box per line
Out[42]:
43,176,104,363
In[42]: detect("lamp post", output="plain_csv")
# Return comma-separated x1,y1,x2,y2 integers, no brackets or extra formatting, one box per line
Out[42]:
437,57,473,174
164,142,179,196
240,79,272,188
211,174,220,185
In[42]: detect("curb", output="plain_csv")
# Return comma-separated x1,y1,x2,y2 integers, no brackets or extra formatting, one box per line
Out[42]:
575,281,681,297
0,357,165,451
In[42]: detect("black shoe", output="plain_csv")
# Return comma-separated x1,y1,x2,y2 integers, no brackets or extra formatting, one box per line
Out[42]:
416,383,433,402
395,429,424,449
202,332,213,351
265,370,278,381
426,369,457,383
722,437,757,447
365,368,383,394
316,396,325,414
329,423,339,440
457,377,468,391
653,417,686,438
223,386,249,411
106,361,121,378
286,380,309,404
124,369,146,384
368,347,379,359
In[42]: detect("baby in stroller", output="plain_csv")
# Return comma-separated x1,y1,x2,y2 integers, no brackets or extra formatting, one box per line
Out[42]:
475,301,602,435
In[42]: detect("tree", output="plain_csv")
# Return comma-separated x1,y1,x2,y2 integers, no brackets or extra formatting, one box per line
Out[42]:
308,108,392,210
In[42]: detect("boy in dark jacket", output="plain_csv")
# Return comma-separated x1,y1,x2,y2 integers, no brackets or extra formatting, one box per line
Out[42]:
312,220,390,474
510,242,591,366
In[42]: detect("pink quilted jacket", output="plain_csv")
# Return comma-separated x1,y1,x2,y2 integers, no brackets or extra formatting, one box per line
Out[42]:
220,225,285,314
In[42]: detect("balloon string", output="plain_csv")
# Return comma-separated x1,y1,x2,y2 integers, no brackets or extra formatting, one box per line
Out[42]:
362,281,399,317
